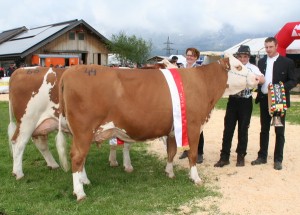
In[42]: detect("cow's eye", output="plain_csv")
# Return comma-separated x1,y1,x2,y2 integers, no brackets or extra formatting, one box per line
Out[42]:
236,65,242,71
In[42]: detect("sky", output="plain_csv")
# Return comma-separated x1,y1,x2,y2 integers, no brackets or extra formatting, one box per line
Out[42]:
0,0,299,54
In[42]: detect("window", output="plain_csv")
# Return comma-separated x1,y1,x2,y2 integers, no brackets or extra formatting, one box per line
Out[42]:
69,32,75,40
78,32,85,40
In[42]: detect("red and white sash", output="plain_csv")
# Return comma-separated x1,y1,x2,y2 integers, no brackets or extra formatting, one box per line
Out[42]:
160,68,189,149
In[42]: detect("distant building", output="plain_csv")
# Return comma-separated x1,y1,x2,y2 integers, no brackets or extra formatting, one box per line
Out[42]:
0,19,110,70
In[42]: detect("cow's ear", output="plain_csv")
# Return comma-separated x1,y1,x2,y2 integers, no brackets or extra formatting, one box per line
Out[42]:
224,58,230,70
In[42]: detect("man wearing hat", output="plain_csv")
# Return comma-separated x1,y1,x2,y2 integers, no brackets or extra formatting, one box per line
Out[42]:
214,45,265,167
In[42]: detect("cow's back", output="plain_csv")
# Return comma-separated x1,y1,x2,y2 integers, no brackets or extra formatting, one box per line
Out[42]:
9,67,65,122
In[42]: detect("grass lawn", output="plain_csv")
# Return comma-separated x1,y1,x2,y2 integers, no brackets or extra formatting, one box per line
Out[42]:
1,97,298,215
0,101,217,215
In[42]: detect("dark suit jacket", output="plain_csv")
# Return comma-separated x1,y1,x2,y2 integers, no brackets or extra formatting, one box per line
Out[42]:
255,55,297,107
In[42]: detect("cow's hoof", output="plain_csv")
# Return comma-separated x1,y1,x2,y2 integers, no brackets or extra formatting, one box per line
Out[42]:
73,191,86,202
165,171,175,179
48,164,60,169
194,179,203,186
109,161,119,167
12,171,24,180
124,165,133,173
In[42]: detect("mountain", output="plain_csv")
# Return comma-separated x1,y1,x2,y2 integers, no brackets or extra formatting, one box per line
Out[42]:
148,25,274,56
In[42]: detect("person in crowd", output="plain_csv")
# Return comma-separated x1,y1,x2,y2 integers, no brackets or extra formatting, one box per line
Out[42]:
179,47,204,164
214,45,265,167
6,64,16,77
170,56,179,67
252,37,298,170
0,67,4,78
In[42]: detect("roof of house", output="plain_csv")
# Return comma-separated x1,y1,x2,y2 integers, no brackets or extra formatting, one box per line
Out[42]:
0,26,27,44
0,19,110,58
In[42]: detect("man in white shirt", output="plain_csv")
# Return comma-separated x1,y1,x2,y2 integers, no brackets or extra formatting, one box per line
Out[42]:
252,37,297,170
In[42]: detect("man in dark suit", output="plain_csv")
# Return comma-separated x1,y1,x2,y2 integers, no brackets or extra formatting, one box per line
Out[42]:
252,37,298,170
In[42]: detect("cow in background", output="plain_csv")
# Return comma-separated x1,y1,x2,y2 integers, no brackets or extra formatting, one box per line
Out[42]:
8,67,65,179
56,54,259,200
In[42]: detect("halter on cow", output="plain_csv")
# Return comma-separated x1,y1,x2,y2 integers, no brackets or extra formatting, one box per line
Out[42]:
56,54,259,201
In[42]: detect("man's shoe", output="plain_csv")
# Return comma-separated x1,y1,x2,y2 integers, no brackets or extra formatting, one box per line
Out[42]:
274,162,282,170
236,154,245,167
251,157,267,165
179,150,188,159
214,159,230,167
197,154,203,164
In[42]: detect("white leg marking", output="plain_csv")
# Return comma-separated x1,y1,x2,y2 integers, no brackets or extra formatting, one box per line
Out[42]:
123,143,133,172
12,141,25,179
189,166,202,185
73,172,87,201
33,137,59,169
165,162,175,178
80,166,91,185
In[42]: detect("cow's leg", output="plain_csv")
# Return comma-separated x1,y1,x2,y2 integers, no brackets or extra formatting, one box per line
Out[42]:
109,138,119,167
165,135,177,178
80,164,91,185
11,127,34,179
109,138,133,172
11,140,26,180
32,135,59,169
123,143,133,172
71,136,92,201
187,131,202,185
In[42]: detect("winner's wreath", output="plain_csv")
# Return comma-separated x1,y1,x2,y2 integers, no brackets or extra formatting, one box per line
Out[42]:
268,81,287,117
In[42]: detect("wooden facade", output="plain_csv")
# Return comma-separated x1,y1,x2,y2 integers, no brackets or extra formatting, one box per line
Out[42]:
0,19,110,69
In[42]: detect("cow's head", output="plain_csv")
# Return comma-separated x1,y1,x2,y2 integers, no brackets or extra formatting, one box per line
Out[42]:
157,59,178,69
222,53,259,96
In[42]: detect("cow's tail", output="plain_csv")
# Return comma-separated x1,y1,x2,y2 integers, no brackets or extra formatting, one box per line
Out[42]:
7,99,16,156
56,114,69,172
55,78,69,172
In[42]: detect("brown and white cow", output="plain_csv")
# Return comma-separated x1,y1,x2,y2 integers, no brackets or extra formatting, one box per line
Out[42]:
8,67,66,179
8,62,175,180
8,67,135,179
55,54,259,201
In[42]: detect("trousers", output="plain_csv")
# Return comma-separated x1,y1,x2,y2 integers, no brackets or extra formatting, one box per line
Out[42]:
258,95,286,162
220,96,252,160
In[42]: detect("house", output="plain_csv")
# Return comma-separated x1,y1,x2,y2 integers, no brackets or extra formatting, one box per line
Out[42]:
0,19,110,71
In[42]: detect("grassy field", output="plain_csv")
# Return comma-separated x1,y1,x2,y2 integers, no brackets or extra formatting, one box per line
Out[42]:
0,101,217,215
0,98,299,215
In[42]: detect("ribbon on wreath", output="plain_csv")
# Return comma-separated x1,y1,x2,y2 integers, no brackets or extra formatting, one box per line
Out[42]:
268,81,287,117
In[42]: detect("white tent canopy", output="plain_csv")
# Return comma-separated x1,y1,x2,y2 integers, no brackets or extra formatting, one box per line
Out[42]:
224,37,300,56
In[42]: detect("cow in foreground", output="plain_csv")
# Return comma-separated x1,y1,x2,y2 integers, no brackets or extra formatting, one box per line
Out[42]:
8,62,174,180
56,54,259,201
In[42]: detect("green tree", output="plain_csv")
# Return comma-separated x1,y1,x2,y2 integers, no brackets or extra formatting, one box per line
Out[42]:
109,31,152,67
